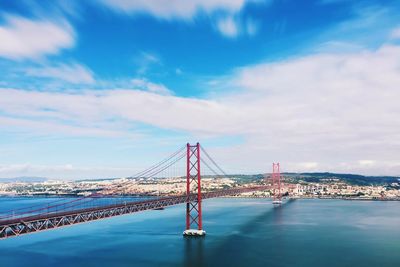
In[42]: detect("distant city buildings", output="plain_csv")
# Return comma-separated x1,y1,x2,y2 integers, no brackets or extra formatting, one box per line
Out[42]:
0,176,399,200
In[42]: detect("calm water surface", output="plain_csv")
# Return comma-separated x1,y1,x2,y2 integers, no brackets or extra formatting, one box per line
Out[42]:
0,197,399,267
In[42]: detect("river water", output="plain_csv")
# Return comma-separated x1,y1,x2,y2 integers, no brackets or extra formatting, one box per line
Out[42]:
0,197,399,267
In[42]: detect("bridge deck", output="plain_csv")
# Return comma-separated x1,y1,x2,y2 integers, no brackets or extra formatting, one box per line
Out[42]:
0,186,269,239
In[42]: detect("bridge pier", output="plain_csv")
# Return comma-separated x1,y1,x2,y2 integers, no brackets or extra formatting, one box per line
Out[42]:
183,143,206,237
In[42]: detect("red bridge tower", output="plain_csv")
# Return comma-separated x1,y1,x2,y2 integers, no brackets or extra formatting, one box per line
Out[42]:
183,143,205,236
272,163,282,205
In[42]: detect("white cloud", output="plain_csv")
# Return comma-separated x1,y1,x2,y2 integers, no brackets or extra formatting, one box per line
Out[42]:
358,160,376,166
26,63,95,84
0,163,138,180
0,15,74,60
216,16,239,38
281,162,320,173
133,51,162,75
300,162,319,170
99,0,257,20
175,68,183,75
315,41,365,53
390,27,400,40
2,44,400,175
100,0,263,38
245,19,259,36
0,116,127,138
131,78,172,95
215,15,260,38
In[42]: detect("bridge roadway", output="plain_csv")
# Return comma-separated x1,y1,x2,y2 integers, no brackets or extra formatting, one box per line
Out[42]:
0,186,269,239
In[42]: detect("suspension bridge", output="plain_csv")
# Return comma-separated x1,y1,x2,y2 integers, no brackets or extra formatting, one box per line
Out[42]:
0,143,283,239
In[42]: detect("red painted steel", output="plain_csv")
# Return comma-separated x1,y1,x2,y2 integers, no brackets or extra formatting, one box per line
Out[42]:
197,143,202,230
186,143,190,230
0,185,270,239
272,163,281,202
0,143,275,240
185,143,203,230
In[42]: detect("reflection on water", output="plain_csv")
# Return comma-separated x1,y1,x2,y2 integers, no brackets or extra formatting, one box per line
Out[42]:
184,237,205,267
205,199,294,266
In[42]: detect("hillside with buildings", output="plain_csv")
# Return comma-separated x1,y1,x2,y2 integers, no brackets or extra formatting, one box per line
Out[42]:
0,173,399,200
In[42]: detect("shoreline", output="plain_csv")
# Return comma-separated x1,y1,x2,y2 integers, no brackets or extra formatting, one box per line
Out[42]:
223,195,400,201
1,194,399,202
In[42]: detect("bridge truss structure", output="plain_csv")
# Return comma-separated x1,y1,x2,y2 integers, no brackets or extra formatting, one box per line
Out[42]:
0,143,272,239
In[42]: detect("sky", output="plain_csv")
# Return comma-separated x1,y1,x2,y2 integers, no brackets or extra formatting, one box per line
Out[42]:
0,0,400,179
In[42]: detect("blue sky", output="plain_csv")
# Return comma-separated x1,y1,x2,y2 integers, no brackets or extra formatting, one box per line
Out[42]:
0,0,400,179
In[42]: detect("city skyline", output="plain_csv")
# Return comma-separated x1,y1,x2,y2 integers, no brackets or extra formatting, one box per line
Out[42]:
1,0,400,179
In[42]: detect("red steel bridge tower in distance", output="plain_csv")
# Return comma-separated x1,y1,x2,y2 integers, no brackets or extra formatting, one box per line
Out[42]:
272,163,282,205
183,143,206,237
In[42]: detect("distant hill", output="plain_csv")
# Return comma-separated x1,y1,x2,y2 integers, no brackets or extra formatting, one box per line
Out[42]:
1,173,398,186
216,172,399,186
283,172,400,186
0,177,48,183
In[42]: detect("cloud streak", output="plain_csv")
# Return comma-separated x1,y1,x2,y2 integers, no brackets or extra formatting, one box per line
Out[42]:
0,163,139,180
99,0,259,19
1,44,400,175
99,0,264,38
390,26,400,40
26,63,95,84
0,15,74,60
131,78,172,95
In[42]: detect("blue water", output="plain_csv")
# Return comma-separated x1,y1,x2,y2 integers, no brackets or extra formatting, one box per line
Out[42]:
0,198,399,267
